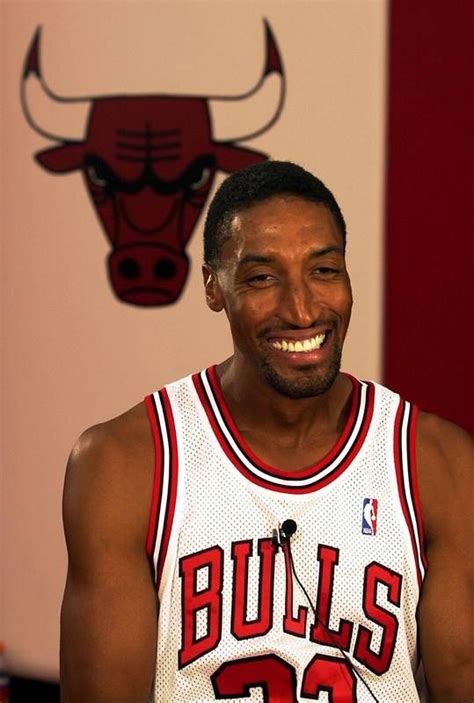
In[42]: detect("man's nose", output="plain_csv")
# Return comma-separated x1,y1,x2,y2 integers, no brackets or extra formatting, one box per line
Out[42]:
281,279,317,327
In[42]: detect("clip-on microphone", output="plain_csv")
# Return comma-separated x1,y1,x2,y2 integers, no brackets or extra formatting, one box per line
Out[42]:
272,519,298,550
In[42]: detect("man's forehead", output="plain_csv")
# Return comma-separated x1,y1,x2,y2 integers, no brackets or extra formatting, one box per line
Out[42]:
232,195,337,231
225,196,342,254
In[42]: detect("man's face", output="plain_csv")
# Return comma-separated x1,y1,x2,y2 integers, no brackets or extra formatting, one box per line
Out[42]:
205,195,353,398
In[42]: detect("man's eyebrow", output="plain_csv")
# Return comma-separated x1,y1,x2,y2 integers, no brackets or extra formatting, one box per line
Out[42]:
308,246,344,258
237,246,344,267
237,254,275,267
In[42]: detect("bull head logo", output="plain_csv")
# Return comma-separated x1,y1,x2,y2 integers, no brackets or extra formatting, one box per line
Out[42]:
21,23,285,306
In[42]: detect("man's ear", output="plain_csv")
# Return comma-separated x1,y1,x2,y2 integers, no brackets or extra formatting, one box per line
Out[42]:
202,264,225,312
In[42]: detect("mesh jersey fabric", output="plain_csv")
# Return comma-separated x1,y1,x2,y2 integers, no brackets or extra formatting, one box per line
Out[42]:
144,367,427,703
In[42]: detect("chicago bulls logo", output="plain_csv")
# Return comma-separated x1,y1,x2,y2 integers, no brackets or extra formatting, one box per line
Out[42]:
21,23,285,306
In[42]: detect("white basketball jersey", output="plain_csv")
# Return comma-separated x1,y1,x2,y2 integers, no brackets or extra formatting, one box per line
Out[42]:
145,367,427,703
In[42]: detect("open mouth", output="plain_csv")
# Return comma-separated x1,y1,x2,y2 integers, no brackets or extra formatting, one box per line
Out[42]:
269,330,331,353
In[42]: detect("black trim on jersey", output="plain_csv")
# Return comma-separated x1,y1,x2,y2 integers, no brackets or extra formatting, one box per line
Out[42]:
394,400,426,587
404,405,427,572
202,368,363,473
156,388,179,590
155,390,173,580
146,389,179,591
195,367,376,493
146,394,163,582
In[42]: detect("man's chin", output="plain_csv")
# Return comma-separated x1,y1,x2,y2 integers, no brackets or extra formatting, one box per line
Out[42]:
259,357,341,399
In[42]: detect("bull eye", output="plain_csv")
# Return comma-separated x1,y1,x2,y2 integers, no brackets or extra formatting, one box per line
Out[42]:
87,163,109,188
190,167,211,191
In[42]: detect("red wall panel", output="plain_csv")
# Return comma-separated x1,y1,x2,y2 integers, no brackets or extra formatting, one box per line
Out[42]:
384,0,473,432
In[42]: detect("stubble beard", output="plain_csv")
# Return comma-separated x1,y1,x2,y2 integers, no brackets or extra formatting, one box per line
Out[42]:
257,343,342,399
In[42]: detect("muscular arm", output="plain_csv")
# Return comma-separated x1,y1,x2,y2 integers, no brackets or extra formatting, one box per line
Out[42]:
417,413,474,702
60,407,158,703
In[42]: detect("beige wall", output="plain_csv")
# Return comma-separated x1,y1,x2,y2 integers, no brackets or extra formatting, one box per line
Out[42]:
1,0,387,678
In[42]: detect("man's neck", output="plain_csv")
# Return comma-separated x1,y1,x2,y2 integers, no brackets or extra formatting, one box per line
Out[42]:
215,356,353,449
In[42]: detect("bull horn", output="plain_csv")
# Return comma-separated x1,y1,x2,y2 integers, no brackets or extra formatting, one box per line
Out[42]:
21,27,91,142
210,20,285,143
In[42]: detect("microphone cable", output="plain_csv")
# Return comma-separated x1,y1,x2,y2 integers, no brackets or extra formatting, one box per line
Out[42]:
280,521,380,703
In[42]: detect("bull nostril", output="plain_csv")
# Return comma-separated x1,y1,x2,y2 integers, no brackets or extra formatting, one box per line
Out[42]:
154,258,176,279
119,258,141,279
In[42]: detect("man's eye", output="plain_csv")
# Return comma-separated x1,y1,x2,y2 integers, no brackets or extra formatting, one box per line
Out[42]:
247,274,275,285
314,267,339,275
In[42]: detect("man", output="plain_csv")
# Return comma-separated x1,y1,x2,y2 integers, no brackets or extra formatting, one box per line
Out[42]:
60,161,473,702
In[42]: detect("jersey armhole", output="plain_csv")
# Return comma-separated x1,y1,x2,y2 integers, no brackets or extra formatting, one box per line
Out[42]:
394,399,428,588
144,390,179,592
408,405,428,572
144,393,164,584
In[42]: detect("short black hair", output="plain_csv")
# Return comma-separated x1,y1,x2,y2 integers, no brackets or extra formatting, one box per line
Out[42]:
203,160,346,268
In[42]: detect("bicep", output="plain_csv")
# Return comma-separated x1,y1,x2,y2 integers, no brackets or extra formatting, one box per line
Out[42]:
416,414,474,702
61,552,157,703
60,425,158,703
418,543,473,702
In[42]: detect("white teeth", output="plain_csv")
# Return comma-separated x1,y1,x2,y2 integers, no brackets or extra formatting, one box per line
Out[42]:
314,333,325,348
271,333,327,353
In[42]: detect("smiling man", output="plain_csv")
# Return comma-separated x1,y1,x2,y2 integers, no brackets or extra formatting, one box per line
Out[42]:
61,162,473,703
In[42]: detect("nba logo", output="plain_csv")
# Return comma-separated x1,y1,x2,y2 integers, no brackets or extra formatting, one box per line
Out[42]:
362,498,378,535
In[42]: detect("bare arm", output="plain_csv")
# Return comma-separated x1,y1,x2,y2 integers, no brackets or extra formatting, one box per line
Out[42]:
60,407,157,703
417,413,474,702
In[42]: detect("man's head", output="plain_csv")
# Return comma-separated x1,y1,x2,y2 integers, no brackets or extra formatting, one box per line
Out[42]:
203,160,346,270
202,161,352,399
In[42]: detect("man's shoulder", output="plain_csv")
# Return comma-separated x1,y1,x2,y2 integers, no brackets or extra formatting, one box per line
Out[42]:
366,375,472,456
358,377,473,541
72,400,151,469
69,363,205,478
65,400,154,518
415,410,472,541
416,410,472,468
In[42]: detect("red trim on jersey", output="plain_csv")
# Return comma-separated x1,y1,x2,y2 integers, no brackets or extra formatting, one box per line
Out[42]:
145,394,163,560
393,399,424,588
407,405,428,572
156,388,179,589
144,390,179,590
209,366,360,477
192,367,375,494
